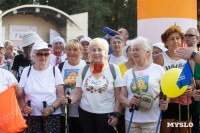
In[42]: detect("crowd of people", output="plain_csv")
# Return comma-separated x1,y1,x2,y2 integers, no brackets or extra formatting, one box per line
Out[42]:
1,26,200,133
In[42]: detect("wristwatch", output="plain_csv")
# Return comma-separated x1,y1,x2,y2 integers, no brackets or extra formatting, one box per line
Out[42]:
191,51,198,60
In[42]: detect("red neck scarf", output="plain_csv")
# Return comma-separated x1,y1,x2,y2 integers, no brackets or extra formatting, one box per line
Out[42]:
93,63,104,74
53,51,61,56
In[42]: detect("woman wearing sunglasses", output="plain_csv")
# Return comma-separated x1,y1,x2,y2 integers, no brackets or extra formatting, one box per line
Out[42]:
154,27,195,133
18,41,64,132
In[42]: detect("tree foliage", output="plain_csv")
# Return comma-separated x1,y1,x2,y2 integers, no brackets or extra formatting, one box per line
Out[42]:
0,0,137,39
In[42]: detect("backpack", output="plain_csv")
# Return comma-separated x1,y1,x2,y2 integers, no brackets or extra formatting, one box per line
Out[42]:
27,65,55,77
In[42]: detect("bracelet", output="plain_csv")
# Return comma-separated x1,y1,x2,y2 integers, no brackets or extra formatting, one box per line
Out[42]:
110,112,121,118
50,105,56,113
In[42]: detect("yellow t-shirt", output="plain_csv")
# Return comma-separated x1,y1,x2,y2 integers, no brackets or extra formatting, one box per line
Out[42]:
118,63,128,78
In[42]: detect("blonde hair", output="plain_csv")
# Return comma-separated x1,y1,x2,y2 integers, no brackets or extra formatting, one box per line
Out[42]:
88,38,109,57
65,39,83,51
4,40,14,50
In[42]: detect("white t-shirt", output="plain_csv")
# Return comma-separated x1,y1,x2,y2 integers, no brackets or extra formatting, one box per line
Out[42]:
19,65,64,116
121,63,165,123
76,63,123,114
49,53,67,66
59,60,86,117
0,68,17,93
107,54,128,65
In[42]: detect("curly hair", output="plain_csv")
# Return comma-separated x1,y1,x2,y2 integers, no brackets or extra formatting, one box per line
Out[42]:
161,27,184,43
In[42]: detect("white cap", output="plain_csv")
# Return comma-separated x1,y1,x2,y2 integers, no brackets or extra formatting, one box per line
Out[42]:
122,40,133,59
52,36,65,47
80,37,92,43
0,42,4,48
32,41,50,51
22,31,43,48
152,42,167,52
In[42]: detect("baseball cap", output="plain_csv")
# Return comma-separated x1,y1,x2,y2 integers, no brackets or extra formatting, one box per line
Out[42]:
80,37,92,43
32,41,50,51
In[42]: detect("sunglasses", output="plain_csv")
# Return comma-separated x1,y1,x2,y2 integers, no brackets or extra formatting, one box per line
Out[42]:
36,52,50,57
184,34,196,37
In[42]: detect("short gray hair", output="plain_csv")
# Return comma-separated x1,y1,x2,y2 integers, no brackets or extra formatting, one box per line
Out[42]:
110,35,125,45
187,28,199,37
131,36,152,61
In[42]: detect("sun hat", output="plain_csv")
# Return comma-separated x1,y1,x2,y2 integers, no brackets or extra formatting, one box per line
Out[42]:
122,40,133,59
80,37,92,43
152,42,168,52
22,31,43,48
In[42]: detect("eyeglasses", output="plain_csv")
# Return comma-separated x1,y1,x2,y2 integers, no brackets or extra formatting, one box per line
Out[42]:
184,34,196,37
36,52,50,57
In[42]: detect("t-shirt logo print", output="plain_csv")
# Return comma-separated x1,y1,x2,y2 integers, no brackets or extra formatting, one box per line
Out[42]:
64,69,78,89
130,76,149,94
84,75,109,93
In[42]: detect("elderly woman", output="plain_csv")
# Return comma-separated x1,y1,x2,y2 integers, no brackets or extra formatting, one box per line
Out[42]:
154,27,194,133
12,31,42,81
19,41,64,132
62,38,123,133
49,36,67,66
120,37,168,133
107,35,128,65
152,42,167,62
58,39,86,133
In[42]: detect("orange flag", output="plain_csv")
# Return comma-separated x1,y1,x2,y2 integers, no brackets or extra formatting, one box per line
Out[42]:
0,85,27,133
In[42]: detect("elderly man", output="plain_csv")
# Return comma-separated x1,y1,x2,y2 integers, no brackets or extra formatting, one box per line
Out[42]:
49,36,67,66
184,28,200,133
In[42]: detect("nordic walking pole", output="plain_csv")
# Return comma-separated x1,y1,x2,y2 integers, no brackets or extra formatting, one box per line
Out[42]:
27,100,31,133
65,92,71,133
187,95,190,133
43,101,48,133
156,95,167,133
127,68,140,133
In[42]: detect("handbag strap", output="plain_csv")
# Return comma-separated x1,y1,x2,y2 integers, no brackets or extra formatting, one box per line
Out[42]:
132,68,140,94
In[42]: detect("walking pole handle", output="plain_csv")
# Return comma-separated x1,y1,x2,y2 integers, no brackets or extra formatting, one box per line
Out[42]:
43,101,47,108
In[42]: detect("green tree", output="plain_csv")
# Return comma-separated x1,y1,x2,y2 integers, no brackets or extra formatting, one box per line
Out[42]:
0,0,137,39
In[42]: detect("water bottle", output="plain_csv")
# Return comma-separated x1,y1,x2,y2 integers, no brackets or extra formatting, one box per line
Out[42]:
103,27,116,36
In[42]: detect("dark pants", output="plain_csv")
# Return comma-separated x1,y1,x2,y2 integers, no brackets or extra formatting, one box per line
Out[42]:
60,116,83,133
116,115,125,133
191,98,200,133
78,107,116,133
24,115,61,133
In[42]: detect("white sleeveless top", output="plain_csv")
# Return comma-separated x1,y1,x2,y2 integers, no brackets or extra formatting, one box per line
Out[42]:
162,52,186,71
